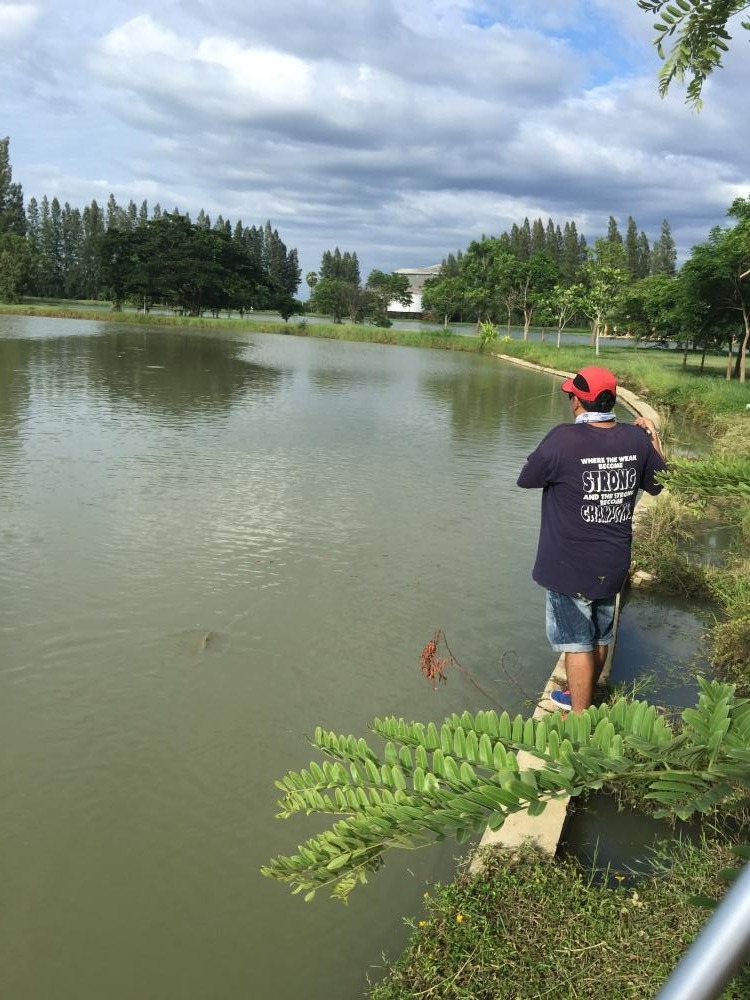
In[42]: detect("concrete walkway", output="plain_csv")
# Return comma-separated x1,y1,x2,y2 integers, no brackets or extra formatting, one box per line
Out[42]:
470,355,663,871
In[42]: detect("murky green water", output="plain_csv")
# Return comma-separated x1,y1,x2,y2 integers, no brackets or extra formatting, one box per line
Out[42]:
0,315,582,1000
0,316,711,998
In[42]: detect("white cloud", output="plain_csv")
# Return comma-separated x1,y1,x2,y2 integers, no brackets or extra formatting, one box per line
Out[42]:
3,0,749,279
0,2,39,45
92,16,319,124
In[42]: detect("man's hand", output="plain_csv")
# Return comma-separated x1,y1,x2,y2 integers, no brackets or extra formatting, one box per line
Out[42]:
633,416,664,458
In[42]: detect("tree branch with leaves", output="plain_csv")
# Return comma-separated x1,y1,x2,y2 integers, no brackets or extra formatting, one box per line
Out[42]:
262,678,750,902
638,0,750,107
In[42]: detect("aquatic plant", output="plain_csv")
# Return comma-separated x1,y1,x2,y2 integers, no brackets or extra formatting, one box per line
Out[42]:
478,319,498,351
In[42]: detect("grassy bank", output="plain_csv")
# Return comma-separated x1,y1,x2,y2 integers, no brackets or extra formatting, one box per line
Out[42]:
0,301,484,351
633,491,750,691
489,338,748,430
370,840,749,999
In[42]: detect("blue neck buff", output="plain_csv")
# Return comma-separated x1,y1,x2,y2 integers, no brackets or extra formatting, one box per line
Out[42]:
575,411,616,424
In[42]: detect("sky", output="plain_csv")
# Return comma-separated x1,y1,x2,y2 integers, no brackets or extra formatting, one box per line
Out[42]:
2,0,749,283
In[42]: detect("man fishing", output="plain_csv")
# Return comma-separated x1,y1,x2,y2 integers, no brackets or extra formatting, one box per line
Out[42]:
517,366,666,713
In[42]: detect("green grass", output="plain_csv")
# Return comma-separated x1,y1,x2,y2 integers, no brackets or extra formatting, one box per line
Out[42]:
369,840,750,999
489,339,748,429
632,494,750,689
0,300,480,351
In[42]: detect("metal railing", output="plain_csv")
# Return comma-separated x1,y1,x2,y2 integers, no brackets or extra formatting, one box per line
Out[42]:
656,861,750,999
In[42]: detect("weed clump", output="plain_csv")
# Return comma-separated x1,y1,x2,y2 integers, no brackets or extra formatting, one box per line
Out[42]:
369,841,750,999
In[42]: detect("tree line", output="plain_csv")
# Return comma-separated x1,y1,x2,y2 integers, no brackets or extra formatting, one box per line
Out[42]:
2,134,748,380
419,204,749,382
0,137,301,316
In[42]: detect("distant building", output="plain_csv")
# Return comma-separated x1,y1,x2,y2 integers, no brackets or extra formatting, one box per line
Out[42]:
387,264,442,316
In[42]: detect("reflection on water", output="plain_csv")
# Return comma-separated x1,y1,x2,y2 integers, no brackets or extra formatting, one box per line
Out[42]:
56,326,283,417
0,315,712,1000
680,519,740,567
614,589,713,707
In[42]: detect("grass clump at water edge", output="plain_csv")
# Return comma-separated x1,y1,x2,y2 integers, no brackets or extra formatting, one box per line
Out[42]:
631,421,750,690
369,840,750,1000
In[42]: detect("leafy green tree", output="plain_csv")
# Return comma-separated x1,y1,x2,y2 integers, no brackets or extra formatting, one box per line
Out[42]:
518,253,560,339
679,253,735,369
80,200,106,299
308,276,357,322
106,193,126,232
439,251,462,277
422,274,467,327
615,273,684,347
37,196,64,297
545,218,562,264
319,247,360,285
637,0,750,107
530,217,546,256
262,678,750,902
125,200,138,230
560,221,586,285
509,218,532,260
365,270,412,322
636,231,652,278
215,215,232,237
543,282,585,348
61,202,85,297
581,240,629,354
263,221,301,305
625,216,640,277
96,211,279,316
606,215,623,245
680,197,750,381
24,196,41,294
460,238,515,329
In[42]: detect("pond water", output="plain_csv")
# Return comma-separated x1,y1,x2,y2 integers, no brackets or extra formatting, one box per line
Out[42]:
559,588,714,876
0,315,704,999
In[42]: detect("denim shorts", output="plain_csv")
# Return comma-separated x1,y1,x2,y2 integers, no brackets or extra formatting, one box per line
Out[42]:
545,590,616,653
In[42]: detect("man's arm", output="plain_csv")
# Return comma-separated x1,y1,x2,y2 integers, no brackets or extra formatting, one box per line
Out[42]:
633,416,667,495
517,436,555,489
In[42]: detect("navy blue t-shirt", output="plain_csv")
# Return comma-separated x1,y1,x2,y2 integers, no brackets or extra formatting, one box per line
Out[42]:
517,422,666,599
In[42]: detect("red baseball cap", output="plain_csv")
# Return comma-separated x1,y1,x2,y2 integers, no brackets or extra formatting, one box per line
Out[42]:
561,366,617,403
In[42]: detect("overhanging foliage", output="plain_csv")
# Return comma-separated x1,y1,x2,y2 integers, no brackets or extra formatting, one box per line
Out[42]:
262,678,750,902
659,456,750,502
638,0,750,107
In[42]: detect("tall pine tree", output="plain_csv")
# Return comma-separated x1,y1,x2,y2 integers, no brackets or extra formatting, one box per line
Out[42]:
0,136,26,236
651,219,677,276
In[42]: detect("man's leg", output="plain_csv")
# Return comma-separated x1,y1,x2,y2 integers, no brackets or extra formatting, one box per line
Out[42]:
593,643,609,684
547,591,614,712
564,644,608,713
